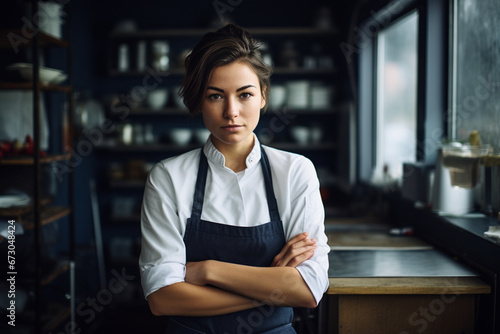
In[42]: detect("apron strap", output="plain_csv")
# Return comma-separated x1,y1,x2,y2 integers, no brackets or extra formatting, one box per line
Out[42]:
190,149,208,220
190,146,281,222
260,146,281,222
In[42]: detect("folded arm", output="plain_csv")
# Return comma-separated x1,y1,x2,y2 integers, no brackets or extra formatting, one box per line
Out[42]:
147,233,317,316
147,282,259,316
186,232,317,308
190,261,317,309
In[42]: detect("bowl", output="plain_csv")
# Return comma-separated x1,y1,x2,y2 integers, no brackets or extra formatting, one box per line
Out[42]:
7,63,64,84
290,126,310,145
170,128,192,145
310,85,334,109
147,89,169,110
51,73,67,84
194,129,211,144
269,85,286,109
286,81,310,109
40,18,64,38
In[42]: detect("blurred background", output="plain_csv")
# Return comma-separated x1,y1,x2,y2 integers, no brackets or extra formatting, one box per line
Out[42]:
1,0,499,333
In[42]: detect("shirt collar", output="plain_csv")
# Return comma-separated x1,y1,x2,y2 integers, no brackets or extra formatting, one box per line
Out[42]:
203,133,262,170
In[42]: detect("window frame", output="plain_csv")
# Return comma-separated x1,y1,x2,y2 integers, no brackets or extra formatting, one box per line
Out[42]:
374,9,420,181
357,0,449,183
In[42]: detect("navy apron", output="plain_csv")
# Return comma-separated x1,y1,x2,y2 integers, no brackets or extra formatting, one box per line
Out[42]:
167,147,296,334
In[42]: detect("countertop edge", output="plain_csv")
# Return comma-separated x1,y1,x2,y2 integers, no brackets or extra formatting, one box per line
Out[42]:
327,276,491,295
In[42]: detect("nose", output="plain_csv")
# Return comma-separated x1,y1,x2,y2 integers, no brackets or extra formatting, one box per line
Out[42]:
223,96,239,120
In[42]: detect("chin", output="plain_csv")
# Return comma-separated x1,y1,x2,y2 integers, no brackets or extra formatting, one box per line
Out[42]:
213,133,254,147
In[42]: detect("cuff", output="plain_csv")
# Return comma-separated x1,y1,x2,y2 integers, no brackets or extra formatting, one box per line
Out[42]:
296,261,329,305
140,262,185,299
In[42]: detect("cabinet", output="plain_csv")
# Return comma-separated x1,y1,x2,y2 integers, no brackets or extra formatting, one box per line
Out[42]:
0,2,75,333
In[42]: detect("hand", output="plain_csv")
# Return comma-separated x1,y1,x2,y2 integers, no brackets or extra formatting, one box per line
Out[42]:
185,260,211,286
271,232,317,268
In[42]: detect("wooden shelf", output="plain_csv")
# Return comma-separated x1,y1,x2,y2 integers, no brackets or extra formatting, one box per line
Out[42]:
272,67,336,75
0,205,71,230
0,197,51,217
97,143,201,152
109,27,338,39
110,107,189,116
0,29,69,48
110,179,146,189
110,214,141,224
108,66,336,77
270,142,338,151
265,107,339,115
0,81,72,92
17,260,71,286
108,107,338,116
41,260,71,286
0,154,68,165
43,303,71,333
108,68,184,76
97,142,336,152
24,206,71,229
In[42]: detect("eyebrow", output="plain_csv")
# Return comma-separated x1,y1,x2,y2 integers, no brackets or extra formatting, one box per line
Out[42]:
206,85,257,93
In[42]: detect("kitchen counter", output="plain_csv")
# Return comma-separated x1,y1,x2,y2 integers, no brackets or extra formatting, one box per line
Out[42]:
321,219,491,334
388,197,500,332
328,249,478,278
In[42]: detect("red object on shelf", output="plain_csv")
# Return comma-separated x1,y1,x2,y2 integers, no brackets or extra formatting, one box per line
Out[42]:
0,136,46,158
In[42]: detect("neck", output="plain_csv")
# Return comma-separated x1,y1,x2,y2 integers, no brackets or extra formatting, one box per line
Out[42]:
212,135,254,173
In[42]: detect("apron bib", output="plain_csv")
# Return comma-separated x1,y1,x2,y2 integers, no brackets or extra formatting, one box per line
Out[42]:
168,147,295,334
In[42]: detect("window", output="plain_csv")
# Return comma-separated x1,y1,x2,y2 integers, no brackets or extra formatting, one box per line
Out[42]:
374,12,419,182
357,1,422,186
451,0,500,149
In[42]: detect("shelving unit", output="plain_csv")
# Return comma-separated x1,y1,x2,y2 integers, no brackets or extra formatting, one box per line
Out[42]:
86,27,344,328
0,1,75,333
96,26,341,225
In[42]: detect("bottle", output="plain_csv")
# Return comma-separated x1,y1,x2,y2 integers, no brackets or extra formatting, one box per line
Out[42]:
137,40,146,72
469,130,481,146
118,44,129,72
144,124,155,144
121,123,133,145
151,41,170,71
280,40,300,68
259,42,273,67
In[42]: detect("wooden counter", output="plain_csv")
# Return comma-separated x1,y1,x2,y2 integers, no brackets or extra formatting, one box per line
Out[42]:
322,225,491,334
328,276,491,295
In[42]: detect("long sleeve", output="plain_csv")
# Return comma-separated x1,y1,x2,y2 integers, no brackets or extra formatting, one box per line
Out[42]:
139,163,188,298
266,148,330,304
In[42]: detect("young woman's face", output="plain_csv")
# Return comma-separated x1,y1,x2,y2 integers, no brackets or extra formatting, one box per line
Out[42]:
201,61,266,151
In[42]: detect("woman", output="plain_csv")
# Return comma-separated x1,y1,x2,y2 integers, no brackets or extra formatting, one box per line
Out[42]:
139,24,329,333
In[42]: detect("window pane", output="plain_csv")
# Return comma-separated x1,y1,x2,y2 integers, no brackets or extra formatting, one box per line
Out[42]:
453,0,500,150
374,12,418,182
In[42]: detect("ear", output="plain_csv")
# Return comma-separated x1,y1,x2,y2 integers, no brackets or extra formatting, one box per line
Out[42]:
260,87,267,109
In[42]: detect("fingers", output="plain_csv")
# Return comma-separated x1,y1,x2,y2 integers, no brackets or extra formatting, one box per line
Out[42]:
276,242,317,267
285,247,316,267
272,233,317,267
272,232,308,266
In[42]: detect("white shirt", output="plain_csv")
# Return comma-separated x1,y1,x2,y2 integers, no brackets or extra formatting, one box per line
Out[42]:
139,135,330,304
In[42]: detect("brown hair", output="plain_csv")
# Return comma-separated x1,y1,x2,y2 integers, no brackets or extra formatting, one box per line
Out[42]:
180,24,272,115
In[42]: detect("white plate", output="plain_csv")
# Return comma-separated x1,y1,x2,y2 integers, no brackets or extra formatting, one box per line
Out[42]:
6,63,65,84
0,194,30,208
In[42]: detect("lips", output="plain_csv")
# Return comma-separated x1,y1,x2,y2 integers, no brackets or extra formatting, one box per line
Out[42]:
221,125,242,132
